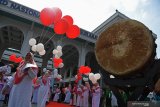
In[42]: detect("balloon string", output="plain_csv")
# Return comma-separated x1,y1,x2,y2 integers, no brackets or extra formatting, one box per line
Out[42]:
44,33,56,46
40,27,50,43
38,26,45,43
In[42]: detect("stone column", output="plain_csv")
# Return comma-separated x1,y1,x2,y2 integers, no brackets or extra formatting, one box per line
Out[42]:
20,30,33,57
78,45,86,67
69,67,73,83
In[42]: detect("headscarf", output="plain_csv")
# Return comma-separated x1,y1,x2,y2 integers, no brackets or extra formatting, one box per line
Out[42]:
14,52,38,84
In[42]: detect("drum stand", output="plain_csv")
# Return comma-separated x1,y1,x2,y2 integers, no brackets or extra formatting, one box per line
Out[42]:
101,59,160,107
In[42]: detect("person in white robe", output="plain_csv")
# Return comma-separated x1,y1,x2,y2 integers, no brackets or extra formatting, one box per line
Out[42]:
111,91,118,107
82,82,90,107
64,87,71,104
76,85,83,107
92,83,101,107
71,83,77,106
0,64,14,75
32,78,40,104
0,73,5,106
53,87,61,102
8,52,38,107
37,70,52,107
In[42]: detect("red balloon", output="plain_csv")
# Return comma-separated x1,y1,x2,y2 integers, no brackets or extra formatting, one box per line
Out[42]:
54,19,69,34
53,58,63,68
52,7,62,24
79,66,91,74
62,15,73,26
9,54,16,62
40,8,55,26
14,58,19,63
17,57,23,63
66,25,80,39
54,63,59,68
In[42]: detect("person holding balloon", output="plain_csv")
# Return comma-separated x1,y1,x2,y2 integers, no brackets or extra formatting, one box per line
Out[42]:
8,52,38,107
37,70,53,107
92,82,101,107
82,82,90,107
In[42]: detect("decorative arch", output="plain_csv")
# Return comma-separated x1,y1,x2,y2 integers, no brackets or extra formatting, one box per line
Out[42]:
0,24,26,34
61,45,79,77
0,25,24,50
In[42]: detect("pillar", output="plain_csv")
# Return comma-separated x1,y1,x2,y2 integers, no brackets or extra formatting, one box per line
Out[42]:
78,45,86,67
20,30,33,57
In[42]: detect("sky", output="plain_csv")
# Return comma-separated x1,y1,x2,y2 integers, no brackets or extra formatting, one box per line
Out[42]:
12,0,160,58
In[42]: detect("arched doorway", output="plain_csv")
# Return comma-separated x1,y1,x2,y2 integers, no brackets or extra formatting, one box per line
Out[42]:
0,26,24,60
61,45,79,80
85,52,100,73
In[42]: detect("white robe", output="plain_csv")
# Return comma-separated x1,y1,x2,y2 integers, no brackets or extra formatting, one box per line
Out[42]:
92,87,101,107
72,87,77,106
8,69,37,107
76,87,83,107
111,91,118,106
37,77,50,107
82,86,89,107
32,86,39,103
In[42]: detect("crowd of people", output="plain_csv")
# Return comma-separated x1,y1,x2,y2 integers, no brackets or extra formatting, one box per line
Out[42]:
0,52,159,107
0,52,120,107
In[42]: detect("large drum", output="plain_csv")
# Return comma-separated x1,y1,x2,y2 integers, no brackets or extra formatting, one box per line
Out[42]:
95,19,155,76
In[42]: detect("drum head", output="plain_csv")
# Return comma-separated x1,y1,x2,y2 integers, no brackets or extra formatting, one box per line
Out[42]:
95,19,154,76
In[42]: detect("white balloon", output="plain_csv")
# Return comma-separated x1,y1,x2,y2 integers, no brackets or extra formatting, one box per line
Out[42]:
55,54,60,58
29,38,36,46
31,45,37,52
57,51,63,57
89,73,94,80
94,73,101,80
57,45,62,51
58,63,64,68
57,74,62,79
36,43,44,52
52,49,58,55
92,79,97,84
39,50,46,55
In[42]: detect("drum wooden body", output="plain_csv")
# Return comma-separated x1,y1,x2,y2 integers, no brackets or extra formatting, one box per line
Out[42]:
95,19,155,76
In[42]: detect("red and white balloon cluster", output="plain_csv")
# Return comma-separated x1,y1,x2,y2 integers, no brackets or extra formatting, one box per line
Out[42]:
53,69,62,82
89,73,101,84
74,66,91,83
9,54,23,63
29,38,46,56
79,66,91,75
40,7,80,39
52,46,64,68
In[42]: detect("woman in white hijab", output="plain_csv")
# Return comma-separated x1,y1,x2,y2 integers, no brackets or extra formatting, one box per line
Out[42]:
8,52,38,107
37,70,52,107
